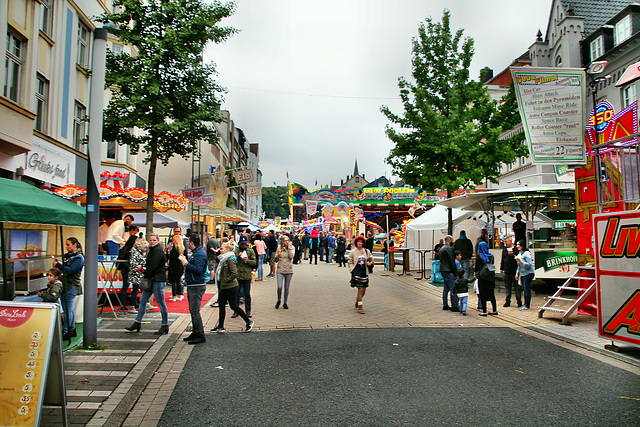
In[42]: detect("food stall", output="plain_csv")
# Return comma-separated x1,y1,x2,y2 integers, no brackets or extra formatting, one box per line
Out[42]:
0,178,86,300
438,183,578,281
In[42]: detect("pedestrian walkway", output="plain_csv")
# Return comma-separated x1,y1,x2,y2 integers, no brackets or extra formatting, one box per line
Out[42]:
52,261,639,426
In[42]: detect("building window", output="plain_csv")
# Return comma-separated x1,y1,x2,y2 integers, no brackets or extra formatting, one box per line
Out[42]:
77,22,90,68
623,84,636,108
110,43,122,56
615,15,631,45
41,0,54,36
590,36,603,61
4,32,23,102
35,74,49,133
73,101,87,150
213,144,221,161
106,141,117,160
555,56,562,67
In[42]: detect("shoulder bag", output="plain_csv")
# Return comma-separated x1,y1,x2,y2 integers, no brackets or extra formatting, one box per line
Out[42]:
139,277,151,291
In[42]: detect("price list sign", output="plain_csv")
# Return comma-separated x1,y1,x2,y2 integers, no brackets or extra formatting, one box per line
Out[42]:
0,302,63,426
511,67,587,165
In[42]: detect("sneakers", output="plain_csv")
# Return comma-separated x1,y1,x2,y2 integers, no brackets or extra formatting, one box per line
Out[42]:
169,296,176,302
210,302,219,308
211,326,226,333
358,305,365,314
147,304,157,310
245,321,254,332
503,302,510,307
519,306,530,311
177,295,184,301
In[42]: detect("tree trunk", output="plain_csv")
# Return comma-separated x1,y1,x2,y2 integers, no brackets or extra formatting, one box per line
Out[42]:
447,189,453,236
146,139,158,235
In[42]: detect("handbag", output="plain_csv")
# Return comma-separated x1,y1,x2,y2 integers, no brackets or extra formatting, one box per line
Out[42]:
139,277,151,291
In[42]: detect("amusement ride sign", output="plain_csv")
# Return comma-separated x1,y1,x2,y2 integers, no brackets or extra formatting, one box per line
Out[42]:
511,67,586,164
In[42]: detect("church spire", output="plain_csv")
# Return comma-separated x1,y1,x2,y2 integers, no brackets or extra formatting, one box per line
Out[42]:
353,158,359,177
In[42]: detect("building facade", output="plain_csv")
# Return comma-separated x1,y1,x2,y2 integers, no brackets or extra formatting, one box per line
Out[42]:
488,0,635,189
0,0,146,191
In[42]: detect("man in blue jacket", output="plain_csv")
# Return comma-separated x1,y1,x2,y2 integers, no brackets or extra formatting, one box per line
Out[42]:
181,234,208,344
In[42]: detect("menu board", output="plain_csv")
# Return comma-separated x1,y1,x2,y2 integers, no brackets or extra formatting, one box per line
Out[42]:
0,302,67,426
511,67,586,165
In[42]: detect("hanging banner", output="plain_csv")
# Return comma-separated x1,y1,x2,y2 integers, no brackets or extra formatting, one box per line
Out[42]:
192,194,215,207
594,210,640,347
181,186,206,201
511,67,586,164
247,185,262,197
306,200,318,216
234,169,253,184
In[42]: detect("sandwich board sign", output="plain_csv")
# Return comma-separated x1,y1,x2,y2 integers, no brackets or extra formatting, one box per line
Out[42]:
0,301,68,426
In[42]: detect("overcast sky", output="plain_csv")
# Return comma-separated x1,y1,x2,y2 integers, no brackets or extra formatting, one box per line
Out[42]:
204,0,552,189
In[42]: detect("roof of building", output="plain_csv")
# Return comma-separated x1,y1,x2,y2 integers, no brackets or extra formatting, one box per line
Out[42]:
559,0,634,36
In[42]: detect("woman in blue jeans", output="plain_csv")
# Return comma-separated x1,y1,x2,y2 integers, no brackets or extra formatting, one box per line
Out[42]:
126,233,169,334
54,237,84,340
515,240,535,311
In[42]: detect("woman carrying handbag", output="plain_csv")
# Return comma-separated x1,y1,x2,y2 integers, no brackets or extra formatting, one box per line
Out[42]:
348,235,374,314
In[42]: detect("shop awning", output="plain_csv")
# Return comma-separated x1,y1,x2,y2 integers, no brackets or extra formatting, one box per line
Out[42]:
46,184,189,212
124,212,190,229
437,184,575,211
0,178,85,226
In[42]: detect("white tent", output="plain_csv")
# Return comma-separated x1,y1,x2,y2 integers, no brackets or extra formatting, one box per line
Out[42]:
261,223,282,233
125,212,190,229
237,221,259,231
404,205,478,269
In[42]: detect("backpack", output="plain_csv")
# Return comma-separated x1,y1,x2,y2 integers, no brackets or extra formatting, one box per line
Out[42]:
480,254,496,281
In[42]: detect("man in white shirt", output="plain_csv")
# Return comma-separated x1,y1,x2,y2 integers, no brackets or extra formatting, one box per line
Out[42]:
106,214,134,255
98,217,114,254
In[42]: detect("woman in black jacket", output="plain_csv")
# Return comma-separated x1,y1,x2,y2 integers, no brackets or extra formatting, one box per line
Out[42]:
126,233,169,334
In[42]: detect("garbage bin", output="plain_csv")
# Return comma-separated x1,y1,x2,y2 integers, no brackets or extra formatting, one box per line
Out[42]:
431,260,443,283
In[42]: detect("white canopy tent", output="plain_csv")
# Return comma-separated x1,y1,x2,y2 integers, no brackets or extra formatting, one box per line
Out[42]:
404,205,478,269
125,212,190,229
236,221,259,231
261,224,282,233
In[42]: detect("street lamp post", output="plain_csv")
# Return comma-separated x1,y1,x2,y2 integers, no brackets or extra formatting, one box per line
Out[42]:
83,28,108,346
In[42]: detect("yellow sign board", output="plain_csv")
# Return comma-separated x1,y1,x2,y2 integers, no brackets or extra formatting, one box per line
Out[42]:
0,302,67,426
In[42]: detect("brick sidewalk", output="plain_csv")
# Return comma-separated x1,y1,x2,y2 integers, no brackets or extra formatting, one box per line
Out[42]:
53,261,638,426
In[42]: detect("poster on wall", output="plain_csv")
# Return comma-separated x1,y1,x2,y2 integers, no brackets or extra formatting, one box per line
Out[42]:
511,67,586,164
594,210,640,347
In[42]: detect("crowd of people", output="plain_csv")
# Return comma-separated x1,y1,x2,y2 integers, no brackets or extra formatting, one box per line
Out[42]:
18,212,535,344
438,224,535,318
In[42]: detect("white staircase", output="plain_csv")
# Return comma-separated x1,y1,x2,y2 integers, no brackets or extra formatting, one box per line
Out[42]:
538,266,596,325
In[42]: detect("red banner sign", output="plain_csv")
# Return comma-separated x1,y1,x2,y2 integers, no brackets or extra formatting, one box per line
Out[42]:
181,186,206,201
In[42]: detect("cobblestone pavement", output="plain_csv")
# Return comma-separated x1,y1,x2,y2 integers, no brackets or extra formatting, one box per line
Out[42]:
50,260,639,426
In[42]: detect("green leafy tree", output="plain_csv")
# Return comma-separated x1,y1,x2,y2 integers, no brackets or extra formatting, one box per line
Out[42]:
381,10,527,233
261,186,289,219
98,0,237,231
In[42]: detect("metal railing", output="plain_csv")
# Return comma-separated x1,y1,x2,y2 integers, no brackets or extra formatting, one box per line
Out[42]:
593,133,640,210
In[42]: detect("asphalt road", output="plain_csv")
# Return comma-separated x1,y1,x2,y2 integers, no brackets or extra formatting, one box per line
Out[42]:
158,327,640,426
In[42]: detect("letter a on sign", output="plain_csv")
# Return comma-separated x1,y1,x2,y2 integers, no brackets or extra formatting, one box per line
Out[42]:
603,290,640,336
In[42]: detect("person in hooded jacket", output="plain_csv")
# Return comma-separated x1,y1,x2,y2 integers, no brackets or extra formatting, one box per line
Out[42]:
475,241,498,317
